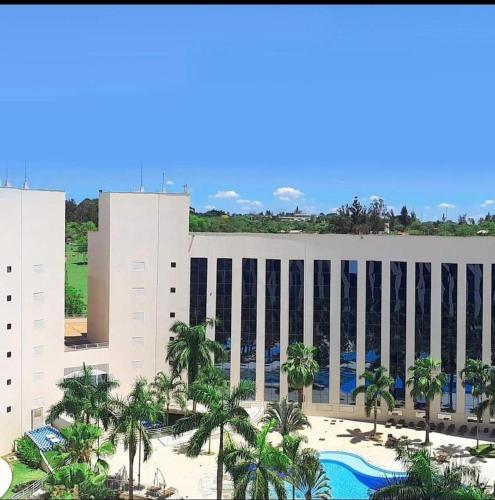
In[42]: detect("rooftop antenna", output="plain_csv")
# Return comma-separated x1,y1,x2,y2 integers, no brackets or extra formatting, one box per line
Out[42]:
22,161,29,190
138,163,145,192
3,163,11,188
161,172,166,193
183,183,189,194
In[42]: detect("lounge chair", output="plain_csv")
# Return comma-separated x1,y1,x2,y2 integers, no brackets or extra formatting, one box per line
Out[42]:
408,421,415,429
435,451,450,463
416,421,425,430
436,422,445,433
161,487,178,498
385,421,392,429
396,419,405,429
489,428,495,438
483,427,489,433
458,425,468,436
469,426,477,436
446,424,455,434
430,422,436,431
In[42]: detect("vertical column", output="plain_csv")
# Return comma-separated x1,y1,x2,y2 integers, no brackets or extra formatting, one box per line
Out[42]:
329,259,341,406
280,259,289,399
381,261,391,374
430,262,442,416
230,257,242,388
483,263,492,367
303,256,313,404
456,263,466,418
256,258,266,401
355,259,366,408
405,261,415,412
206,257,216,341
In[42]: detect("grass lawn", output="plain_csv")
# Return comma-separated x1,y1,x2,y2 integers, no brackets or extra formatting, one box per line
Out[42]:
65,243,88,306
44,450,62,469
3,459,46,498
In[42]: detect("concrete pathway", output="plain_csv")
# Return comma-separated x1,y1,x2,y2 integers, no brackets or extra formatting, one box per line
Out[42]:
0,457,13,498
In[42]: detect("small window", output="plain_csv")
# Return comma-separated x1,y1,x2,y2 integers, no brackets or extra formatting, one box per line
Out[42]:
7,406,11,413
33,345,44,356
7,352,11,358
33,292,45,302
171,262,176,268
131,336,145,347
132,261,145,272
7,266,12,273
33,372,44,382
169,336,175,341
33,264,44,274
170,312,176,318
170,287,176,293
132,360,144,369
132,311,144,321
7,323,12,330
7,379,11,386
6,295,12,302
34,319,44,330
132,287,145,296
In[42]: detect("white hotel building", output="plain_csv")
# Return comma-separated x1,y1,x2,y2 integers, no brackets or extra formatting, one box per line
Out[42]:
1,187,495,455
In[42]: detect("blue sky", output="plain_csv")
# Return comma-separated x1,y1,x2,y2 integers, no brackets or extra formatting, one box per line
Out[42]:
1,5,495,220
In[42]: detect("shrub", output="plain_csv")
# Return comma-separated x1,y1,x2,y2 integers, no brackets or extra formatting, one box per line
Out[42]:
12,479,38,493
16,436,42,469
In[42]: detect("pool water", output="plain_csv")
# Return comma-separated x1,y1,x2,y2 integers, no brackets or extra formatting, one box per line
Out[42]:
322,460,372,499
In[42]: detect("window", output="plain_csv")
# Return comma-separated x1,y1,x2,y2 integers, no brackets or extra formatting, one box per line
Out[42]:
33,345,44,356
33,292,45,302
131,337,144,347
131,287,145,296
170,312,176,318
7,379,11,385
132,311,144,321
169,336,175,341
7,295,11,302
132,360,144,369
33,372,44,382
33,264,44,274
7,323,11,330
190,258,208,326
7,406,11,413
217,258,233,383
7,352,11,358
241,258,257,397
170,287,176,293
132,261,145,271
34,319,45,330
265,259,281,402
7,266,12,273
171,262,176,268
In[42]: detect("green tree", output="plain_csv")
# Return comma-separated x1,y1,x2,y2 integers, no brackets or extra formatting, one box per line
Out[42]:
282,343,319,407
108,378,158,500
65,284,86,316
172,377,256,500
371,446,491,499
262,397,310,438
223,420,290,500
352,366,395,436
407,356,447,445
166,318,226,411
281,434,308,500
150,371,187,426
291,448,331,500
461,360,493,448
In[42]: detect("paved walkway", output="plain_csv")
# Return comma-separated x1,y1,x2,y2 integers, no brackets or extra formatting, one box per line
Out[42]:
0,457,13,498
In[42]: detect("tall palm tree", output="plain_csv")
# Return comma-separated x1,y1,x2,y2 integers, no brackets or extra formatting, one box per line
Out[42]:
262,397,311,439
172,377,256,500
281,434,308,500
223,420,291,500
407,356,447,445
108,378,158,500
461,359,492,448
166,318,226,411
282,343,319,407
150,371,187,426
371,445,491,499
291,448,331,500
352,366,395,436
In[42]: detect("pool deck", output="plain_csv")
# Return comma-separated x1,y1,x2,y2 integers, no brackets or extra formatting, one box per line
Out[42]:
105,413,495,499
0,457,13,498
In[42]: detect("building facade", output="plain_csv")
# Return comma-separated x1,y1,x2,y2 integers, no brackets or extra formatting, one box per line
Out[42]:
2,188,495,455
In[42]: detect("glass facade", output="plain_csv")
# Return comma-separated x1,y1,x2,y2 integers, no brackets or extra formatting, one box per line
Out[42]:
365,261,382,372
215,258,232,381
415,263,431,361
189,258,207,326
441,263,458,413
340,260,357,405
288,260,304,401
390,262,407,407
465,264,483,414
241,259,257,396
265,260,281,401
313,260,331,403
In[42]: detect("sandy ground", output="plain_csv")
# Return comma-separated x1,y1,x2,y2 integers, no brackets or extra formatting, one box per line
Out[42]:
105,414,495,499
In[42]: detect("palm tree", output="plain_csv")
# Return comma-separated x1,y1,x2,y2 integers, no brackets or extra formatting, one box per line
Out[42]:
291,448,331,500
166,318,226,411
150,371,187,426
282,343,320,407
262,397,311,438
172,377,256,500
281,434,308,500
352,366,395,437
223,420,291,500
407,356,447,445
461,359,492,448
108,378,158,500
57,422,115,473
371,445,491,499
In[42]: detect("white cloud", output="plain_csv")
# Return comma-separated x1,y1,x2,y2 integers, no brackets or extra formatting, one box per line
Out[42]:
481,199,495,207
438,202,456,209
166,180,174,186
236,199,263,207
204,205,216,211
273,187,303,201
369,195,383,201
210,190,240,199
329,207,339,213
387,205,397,212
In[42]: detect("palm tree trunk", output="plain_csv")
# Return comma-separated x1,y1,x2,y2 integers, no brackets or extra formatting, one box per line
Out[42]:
166,403,169,427
129,444,135,500
373,404,377,436
217,424,224,500
298,388,303,408
425,401,430,445
138,432,142,487
477,416,480,448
